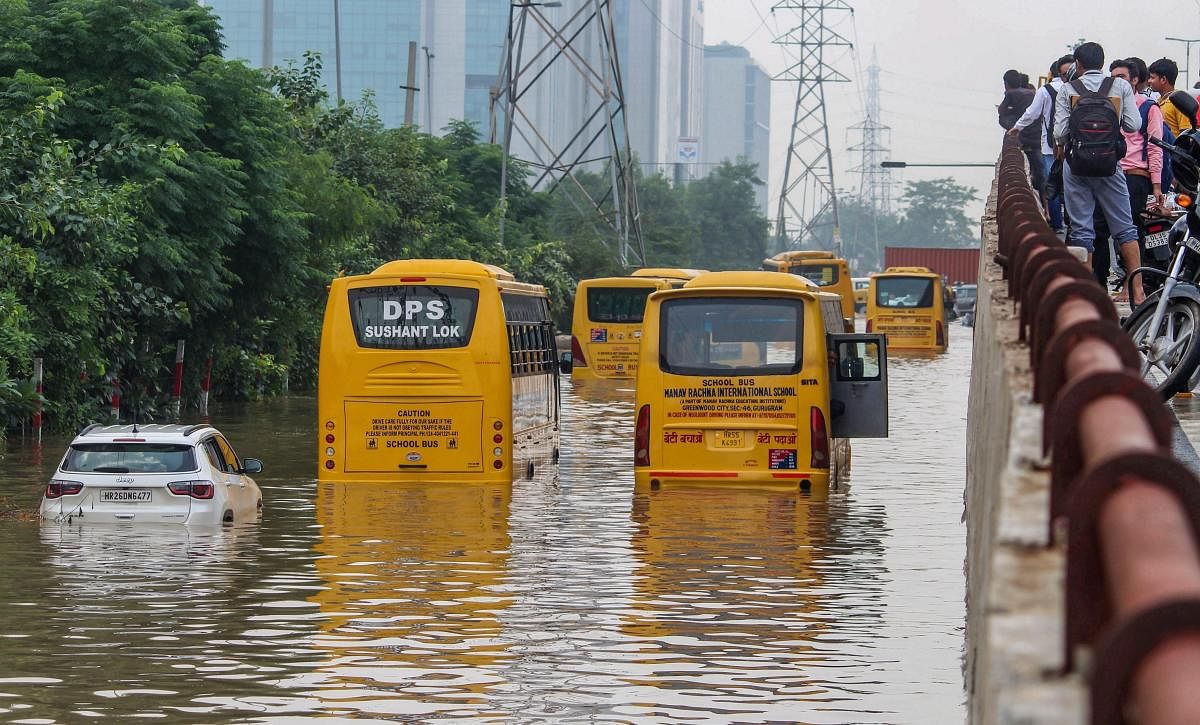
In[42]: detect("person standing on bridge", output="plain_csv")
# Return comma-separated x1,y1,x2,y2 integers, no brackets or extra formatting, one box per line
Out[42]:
1053,41,1146,305
1148,58,1196,138
999,70,1044,195
1010,55,1076,234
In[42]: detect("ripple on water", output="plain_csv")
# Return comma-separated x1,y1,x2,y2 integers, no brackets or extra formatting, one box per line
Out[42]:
0,338,969,722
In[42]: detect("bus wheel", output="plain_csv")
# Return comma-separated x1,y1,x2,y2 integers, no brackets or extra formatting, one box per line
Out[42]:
526,461,535,480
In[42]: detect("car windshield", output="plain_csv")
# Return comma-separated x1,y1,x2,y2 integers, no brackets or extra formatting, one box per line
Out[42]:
957,286,977,301
62,443,198,473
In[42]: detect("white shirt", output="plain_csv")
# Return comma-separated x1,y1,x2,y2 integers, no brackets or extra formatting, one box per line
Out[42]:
1014,77,1064,155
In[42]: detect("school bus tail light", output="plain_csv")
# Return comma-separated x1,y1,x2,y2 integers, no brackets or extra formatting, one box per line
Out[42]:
865,319,873,332
810,406,829,469
936,320,945,347
571,335,587,367
635,404,651,467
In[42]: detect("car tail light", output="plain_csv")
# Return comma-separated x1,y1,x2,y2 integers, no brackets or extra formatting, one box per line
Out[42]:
46,480,84,499
936,320,945,347
865,319,873,332
810,406,829,469
635,404,651,467
571,335,587,367
168,480,214,499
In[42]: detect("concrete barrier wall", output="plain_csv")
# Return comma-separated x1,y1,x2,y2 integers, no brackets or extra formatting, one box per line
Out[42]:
965,173,1086,723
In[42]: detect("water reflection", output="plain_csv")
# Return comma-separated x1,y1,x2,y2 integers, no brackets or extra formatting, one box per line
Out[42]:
304,482,512,718
0,333,970,722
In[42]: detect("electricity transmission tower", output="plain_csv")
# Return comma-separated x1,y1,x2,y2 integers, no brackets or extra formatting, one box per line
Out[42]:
772,0,853,254
848,48,892,212
490,0,645,267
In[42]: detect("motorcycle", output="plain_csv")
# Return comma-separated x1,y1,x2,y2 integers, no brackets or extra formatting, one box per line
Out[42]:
1122,129,1200,398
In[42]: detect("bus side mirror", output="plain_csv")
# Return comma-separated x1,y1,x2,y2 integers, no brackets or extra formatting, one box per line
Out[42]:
558,352,572,374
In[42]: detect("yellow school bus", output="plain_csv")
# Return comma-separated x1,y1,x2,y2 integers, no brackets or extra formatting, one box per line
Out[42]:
569,276,674,382
633,271,889,492
762,250,855,326
630,267,707,288
866,266,948,352
317,259,559,482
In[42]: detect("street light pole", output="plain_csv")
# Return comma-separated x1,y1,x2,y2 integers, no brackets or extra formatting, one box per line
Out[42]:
333,0,343,103
881,161,995,168
1166,37,1200,88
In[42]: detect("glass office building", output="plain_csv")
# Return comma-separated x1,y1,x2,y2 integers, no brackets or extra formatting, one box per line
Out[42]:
199,0,705,179
202,0,494,131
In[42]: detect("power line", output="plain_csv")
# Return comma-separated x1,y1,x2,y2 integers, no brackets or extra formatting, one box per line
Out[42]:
636,0,705,51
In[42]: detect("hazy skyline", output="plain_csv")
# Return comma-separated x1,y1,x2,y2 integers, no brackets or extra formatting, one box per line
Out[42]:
702,0,1200,222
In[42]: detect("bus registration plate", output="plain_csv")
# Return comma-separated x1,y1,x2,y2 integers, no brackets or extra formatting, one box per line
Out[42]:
715,430,745,448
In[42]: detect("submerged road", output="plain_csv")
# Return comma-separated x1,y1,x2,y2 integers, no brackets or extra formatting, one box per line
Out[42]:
0,333,971,722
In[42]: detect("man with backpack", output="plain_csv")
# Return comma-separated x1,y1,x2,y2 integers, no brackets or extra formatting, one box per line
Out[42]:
1010,55,1076,233
1094,58,1166,296
1053,41,1146,305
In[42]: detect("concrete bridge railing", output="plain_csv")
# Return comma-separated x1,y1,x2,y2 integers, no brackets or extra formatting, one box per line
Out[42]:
966,136,1200,725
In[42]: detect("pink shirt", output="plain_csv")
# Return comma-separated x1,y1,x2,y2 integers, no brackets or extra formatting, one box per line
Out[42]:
1121,95,1163,186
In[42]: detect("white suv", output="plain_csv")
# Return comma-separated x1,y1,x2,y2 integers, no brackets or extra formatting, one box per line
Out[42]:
41,424,264,525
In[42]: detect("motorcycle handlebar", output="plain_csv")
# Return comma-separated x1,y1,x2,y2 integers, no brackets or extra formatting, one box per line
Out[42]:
1149,134,1200,167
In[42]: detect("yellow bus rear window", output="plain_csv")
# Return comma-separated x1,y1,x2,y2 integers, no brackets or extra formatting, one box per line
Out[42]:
792,263,838,286
876,278,934,308
659,298,803,376
347,285,479,349
587,287,654,323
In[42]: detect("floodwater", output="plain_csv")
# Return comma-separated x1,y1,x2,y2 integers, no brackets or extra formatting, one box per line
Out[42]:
0,327,971,723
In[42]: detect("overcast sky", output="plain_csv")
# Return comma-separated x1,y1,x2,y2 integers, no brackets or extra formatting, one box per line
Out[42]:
702,0,1200,222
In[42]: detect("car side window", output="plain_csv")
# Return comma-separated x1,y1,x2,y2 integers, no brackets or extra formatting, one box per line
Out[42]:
200,439,225,471
215,436,241,473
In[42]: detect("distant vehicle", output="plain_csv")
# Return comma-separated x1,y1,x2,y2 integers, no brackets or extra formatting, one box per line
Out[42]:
761,250,855,329
954,284,977,321
867,266,949,352
570,276,674,381
634,270,889,492
41,424,263,525
852,277,870,312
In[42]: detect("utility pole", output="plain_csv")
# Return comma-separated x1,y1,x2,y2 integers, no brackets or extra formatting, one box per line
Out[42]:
401,41,419,126
491,0,645,267
332,0,343,103
772,0,853,255
422,45,434,132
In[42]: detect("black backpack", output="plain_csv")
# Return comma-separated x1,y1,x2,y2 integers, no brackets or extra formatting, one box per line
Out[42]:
1043,83,1058,143
1066,77,1126,177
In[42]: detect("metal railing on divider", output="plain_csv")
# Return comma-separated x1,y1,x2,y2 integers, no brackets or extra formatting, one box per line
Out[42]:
994,134,1200,725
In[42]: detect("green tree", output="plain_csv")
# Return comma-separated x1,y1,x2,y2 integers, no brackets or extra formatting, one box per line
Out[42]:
684,160,770,270
895,178,979,247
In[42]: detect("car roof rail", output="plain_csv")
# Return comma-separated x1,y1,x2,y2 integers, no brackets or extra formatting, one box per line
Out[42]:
181,424,211,437
78,423,102,436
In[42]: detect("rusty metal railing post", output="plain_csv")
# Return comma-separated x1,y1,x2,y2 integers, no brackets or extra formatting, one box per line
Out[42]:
993,133,1200,725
